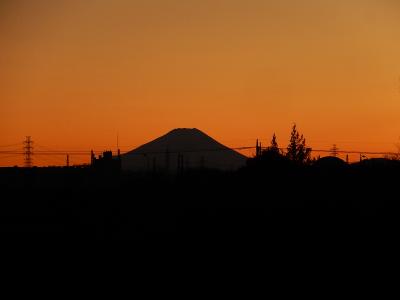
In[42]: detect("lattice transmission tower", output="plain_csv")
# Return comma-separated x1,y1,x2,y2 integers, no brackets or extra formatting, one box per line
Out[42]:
23,136,33,167
330,144,339,157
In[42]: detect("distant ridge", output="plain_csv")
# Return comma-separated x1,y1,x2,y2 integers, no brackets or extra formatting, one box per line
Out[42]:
121,128,247,171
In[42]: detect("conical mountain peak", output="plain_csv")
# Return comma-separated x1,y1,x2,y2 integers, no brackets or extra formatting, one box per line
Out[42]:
122,128,246,171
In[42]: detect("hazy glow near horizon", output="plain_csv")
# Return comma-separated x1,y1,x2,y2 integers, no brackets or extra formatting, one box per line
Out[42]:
1,0,400,166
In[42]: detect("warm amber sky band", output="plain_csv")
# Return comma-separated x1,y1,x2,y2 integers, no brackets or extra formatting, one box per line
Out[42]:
1,0,400,166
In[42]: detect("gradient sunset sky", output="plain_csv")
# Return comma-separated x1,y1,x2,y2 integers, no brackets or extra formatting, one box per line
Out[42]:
1,0,400,166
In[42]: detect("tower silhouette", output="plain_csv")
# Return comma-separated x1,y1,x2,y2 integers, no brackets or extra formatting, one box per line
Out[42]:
23,136,33,167
330,144,339,157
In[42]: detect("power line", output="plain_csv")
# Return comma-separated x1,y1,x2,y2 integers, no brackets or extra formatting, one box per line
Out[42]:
34,155,67,166
0,154,22,160
0,143,21,148
330,144,339,157
1,141,399,168
0,146,398,156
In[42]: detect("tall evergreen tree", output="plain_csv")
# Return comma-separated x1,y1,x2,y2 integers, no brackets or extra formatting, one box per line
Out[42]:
269,133,280,154
286,124,311,164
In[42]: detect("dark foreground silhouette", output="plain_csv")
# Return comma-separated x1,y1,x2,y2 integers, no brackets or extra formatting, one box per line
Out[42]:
1,155,399,240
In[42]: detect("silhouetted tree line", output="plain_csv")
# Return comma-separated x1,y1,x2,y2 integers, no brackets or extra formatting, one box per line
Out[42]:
1,123,400,239
247,124,312,170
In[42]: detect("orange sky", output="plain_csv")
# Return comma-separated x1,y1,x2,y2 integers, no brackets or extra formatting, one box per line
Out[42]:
1,0,400,166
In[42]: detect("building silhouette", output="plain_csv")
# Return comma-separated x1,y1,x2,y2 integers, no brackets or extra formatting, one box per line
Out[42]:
91,150,121,173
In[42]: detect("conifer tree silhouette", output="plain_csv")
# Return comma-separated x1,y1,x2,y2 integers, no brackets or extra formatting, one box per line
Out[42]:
286,124,311,164
256,133,283,167
269,133,279,154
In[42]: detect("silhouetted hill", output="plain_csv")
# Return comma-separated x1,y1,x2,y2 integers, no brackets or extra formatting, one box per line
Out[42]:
314,156,347,169
121,128,247,172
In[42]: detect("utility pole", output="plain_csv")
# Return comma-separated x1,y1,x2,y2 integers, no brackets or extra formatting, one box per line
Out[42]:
256,139,261,157
66,154,69,167
177,153,184,175
152,157,156,174
91,150,96,165
165,148,170,173
23,136,33,167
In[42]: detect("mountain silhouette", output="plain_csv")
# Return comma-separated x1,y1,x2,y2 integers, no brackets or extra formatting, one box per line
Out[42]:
121,128,247,172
